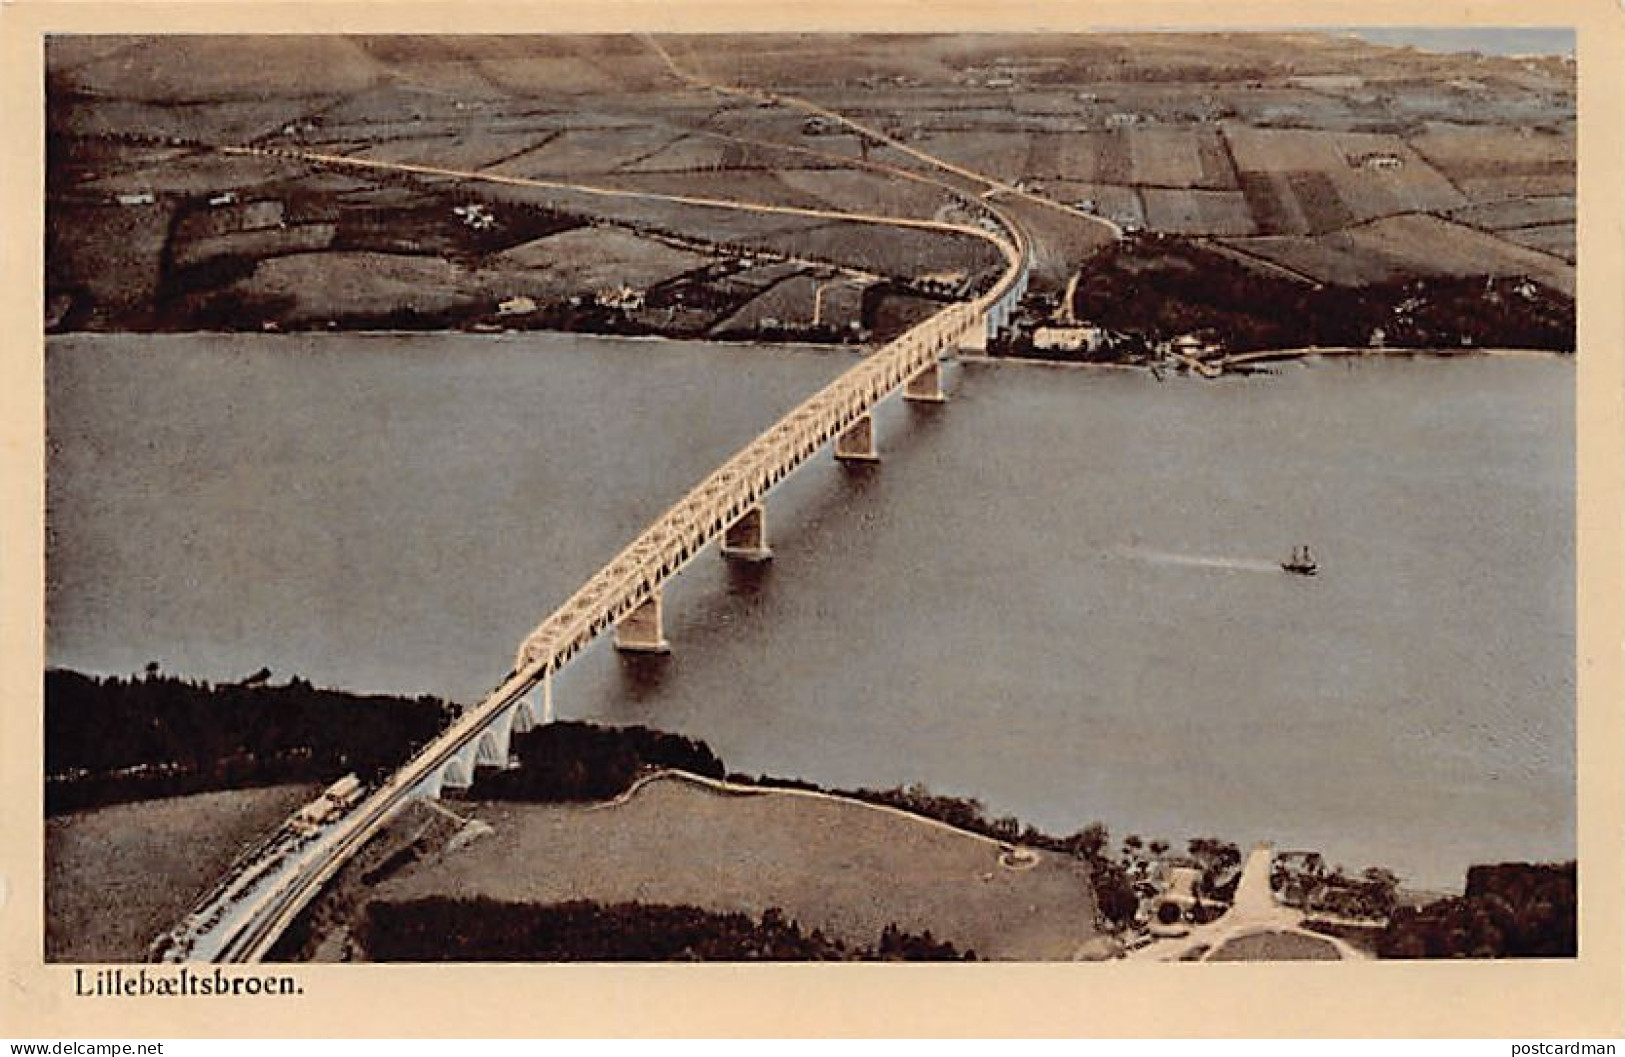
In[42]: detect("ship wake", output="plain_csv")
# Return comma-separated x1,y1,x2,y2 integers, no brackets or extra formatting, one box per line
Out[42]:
1115,546,1281,574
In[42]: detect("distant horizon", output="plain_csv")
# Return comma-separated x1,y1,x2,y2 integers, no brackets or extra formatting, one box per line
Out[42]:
1332,27,1574,57
1086,26,1575,58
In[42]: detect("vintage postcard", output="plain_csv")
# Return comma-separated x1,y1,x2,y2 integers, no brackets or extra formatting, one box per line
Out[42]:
2,0,1621,1038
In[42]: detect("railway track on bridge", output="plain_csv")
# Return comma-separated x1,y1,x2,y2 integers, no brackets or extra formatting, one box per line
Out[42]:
167,51,1085,964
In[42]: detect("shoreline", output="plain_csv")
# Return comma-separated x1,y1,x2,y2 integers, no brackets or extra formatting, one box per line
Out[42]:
44,327,866,359
1217,345,1573,366
969,345,1572,374
47,328,1573,373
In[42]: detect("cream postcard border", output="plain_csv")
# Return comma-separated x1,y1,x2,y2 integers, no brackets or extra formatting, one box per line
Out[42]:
2,0,1620,1038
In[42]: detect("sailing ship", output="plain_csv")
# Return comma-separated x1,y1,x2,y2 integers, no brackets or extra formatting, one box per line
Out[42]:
1281,544,1318,577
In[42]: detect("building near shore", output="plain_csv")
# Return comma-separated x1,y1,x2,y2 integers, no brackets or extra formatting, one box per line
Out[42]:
1166,333,1224,359
1033,324,1109,354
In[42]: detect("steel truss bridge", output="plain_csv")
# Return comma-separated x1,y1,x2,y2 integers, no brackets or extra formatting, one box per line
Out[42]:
183,206,1031,963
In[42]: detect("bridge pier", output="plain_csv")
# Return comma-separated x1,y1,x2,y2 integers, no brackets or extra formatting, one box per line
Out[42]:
614,591,671,653
413,771,445,801
438,743,478,793
958,315,989,353
989,300,1008,336
510,678,553,735
834,412,880,463
511,694,535,735
903,360,947,403
476,726,510,769
721,503,772,562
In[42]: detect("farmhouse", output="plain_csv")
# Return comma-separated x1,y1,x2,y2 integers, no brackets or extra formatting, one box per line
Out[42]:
1165,333,1223,359
1354,152,1405,171
453,203,496,230
1032,324,1109,354
597,285,645,310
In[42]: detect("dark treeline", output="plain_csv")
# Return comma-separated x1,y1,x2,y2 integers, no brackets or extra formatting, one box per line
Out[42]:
470,721,725,802
45,668,455,814
1054,235,1574,357
361,898,973,961
1377,862,1576,958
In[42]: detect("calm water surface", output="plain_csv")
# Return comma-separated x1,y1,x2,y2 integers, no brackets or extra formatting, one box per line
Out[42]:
45,333,1574,889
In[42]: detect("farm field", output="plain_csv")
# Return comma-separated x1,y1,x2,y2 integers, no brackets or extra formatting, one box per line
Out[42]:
1409,123,1574,181
1449,196,1576,232
1125,128,1209,187
1224,126,1465,234
343,129,557,173
1142,188,1256,236
493,226,712,290
710,273,826,331
46,785,317,962
592,170,834,211
1041,181,1143,221
775,168,958,222
913,131,1032,183
47,32,1574,341
368,776,1103,961
71,148,301,197
1024,131,1118,183
1497,224,1576,264
480,179,987,282
1456,174,1576,201
475,182,839,248
756,219,1002,279
1223,125,1348,173
621,134,732,172
1222,214,1575,296
487,126,684,177
225,251,496,324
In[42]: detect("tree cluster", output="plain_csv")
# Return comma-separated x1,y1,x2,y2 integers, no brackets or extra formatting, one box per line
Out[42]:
360,898,974,962
1185,836,1245,903
45,667,454,814
1058,235,1575,356
1377,861,1576,958
470,721,725,802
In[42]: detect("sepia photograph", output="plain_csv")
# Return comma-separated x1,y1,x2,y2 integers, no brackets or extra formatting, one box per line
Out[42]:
4,0,1623,1039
